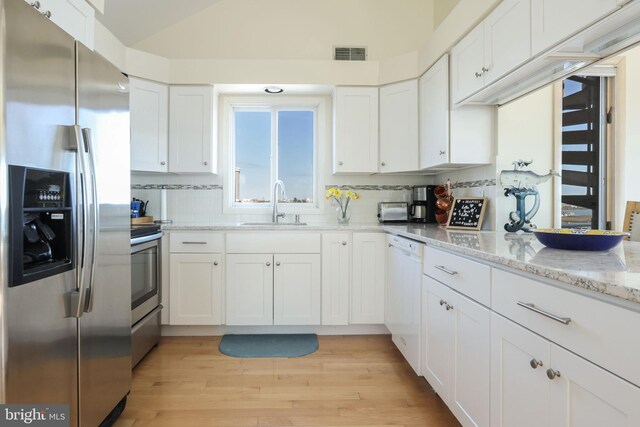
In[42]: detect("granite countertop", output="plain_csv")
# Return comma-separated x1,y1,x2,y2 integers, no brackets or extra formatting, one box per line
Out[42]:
160,221,640,306
161,221,385,232
383,224,640,306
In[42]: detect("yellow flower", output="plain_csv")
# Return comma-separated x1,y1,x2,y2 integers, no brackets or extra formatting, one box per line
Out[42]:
346,190,359,200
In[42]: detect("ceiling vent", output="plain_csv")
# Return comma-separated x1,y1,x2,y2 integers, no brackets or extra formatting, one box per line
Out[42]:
334,46,367,61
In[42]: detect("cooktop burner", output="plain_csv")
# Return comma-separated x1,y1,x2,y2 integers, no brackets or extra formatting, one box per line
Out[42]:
130,224,161,239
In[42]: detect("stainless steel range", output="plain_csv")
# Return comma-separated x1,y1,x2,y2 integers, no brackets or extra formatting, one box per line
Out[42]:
130,224,163,367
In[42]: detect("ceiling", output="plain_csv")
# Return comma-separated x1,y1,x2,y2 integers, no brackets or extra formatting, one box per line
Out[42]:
96,0,223,46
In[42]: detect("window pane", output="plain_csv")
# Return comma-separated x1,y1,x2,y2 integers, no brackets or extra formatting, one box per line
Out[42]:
277,110,314,203
234,111,271,203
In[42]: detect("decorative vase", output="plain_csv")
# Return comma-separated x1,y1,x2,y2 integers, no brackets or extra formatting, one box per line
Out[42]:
336,206,351,225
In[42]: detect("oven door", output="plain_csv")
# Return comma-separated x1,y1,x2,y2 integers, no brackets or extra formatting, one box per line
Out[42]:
131,238,160,325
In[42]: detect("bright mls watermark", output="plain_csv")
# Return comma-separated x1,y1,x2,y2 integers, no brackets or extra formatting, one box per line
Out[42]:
0,405,69,426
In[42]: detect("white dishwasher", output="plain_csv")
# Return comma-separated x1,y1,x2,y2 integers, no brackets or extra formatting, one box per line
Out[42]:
385,234,423,375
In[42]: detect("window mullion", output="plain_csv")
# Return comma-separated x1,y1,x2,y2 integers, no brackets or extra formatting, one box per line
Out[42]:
271,107,278,204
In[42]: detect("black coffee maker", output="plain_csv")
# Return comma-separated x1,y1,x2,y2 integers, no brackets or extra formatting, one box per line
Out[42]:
410,185,437,223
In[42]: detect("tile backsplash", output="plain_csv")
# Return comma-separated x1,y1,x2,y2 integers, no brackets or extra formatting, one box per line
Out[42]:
131,173,433,224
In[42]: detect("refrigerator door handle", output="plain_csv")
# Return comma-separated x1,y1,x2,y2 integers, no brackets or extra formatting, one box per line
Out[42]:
82,127,99,313
68,125,88,318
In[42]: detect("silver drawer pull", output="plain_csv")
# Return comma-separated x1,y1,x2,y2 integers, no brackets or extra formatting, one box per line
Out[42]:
517,302,571,325
546,368,561,380
182,241,207,245
529,358,543,369
434,265,458,276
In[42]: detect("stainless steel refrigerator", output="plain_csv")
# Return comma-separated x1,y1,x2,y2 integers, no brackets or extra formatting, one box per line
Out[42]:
0,0,132,425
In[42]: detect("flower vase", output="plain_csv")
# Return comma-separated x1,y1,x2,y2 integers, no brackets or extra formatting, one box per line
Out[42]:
336,206,351,225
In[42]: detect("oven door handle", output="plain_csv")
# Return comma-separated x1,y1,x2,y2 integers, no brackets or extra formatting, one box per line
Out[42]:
131,232,164,246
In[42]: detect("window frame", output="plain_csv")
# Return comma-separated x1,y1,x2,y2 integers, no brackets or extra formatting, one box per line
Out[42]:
221,95,326,215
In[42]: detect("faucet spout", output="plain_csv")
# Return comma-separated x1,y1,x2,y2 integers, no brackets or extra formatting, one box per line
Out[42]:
272,180,286,223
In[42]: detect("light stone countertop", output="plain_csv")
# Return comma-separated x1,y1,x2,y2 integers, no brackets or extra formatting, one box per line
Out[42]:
383,224,640,306
160,221,640,306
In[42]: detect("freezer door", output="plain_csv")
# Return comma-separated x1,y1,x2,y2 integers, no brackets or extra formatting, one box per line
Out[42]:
77,43,131,427
2,0,78,423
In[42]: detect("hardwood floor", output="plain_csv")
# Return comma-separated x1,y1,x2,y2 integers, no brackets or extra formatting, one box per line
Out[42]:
114,335,461,427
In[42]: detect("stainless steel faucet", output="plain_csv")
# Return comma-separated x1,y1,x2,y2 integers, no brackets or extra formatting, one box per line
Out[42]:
272,180,286,223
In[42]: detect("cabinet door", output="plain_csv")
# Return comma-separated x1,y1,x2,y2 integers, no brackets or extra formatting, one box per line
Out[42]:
274,254,321,326
549,343,640,427
423,276,454,399
39,0,95,49
451,24,485,105
351,233,386,324
226,254,273,325
385,245,402,334
379,80,419,173
491,313,551,427
130,77,169,172
169,85,215,173
531,0,619,55
483,0,532,86
169,253,222,325
419,55,450,169
321,234,350,326
333,87,379,174
450,292,491,427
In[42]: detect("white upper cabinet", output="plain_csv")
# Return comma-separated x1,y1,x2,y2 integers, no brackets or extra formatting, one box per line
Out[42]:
26,0,95,49
419,55,449,169
379,80,419,173
483,0,532,86
333,87,379,174
130,77,169,173
420,55,495,170
169,86,217,174
451,25,486,105
531,0,620,55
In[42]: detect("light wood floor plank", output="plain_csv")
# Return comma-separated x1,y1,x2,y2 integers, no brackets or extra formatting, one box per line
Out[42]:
113,335,460,427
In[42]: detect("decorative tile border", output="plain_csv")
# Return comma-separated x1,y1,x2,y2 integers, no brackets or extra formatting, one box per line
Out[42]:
324,185,413,191
450,179,496,189
131,184,223,190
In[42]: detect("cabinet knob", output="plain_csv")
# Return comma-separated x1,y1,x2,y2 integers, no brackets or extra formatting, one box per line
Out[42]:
445,304,454,311
439,150,446,156
381,162,386,166
203,161,208,166
213,261,219,266
43,10,51,18
275,261,281,266
482,67,490,74
339,161,344,166
529,358,543,369
475,71,482,78
341,241,347,246
160,161,166,165
439,299,446,306
31,1,41,9
546,368,561,380
266,262,271,267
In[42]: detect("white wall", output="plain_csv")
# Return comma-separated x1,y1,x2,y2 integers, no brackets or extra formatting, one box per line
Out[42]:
434,0,461,29
495,86,556,230
132,0,434,62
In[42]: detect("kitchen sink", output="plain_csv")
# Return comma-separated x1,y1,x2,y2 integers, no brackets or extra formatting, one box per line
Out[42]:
241,222,307,226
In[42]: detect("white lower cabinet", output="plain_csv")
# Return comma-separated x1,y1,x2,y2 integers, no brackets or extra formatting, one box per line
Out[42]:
226,253,320,326
274,254,321,326
169,253,223,325
321,234,350,326
491,313,640,427
225,254,273,326
350,233,386,324
423,275,490,427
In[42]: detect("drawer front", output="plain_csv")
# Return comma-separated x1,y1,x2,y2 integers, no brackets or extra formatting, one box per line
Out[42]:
226,232,321,254
169,232,224,253
492,268,640,387
423,246,491,306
